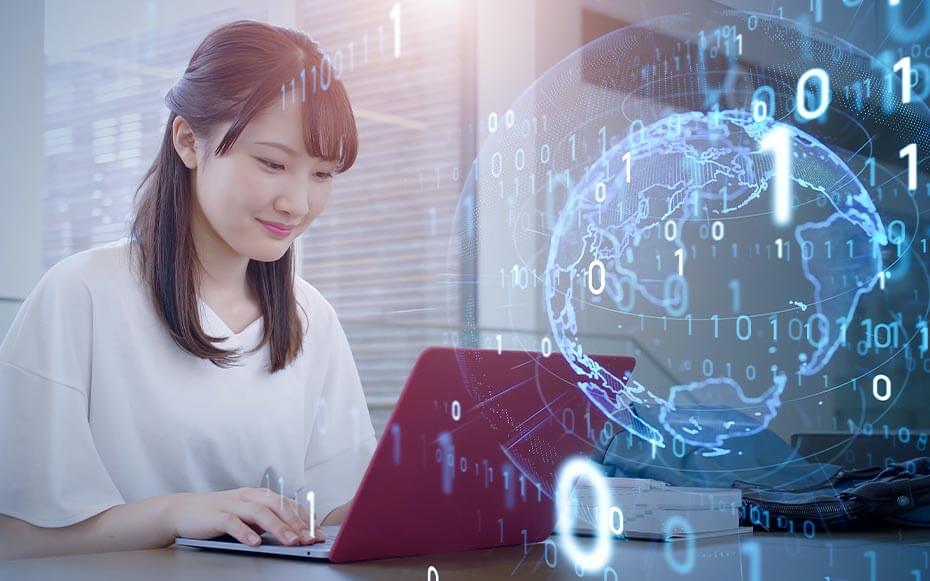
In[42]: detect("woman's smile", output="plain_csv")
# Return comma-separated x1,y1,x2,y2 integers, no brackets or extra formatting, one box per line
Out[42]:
256,218,295,238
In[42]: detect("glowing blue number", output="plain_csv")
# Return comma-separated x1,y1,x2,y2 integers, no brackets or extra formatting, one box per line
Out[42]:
873,374,892,401
796,68,830,120
555,458,611,570
588,259,606,295
894,56,912,104
740,540,762,581
729,279,741,312
900,143,917,191
737,315,752,341
761,125,792,226
389,2,401,58
663,516,695,573
608,506,624,536
306,490,316,539
664,274,688,316
541,336,553,358
887,0,930,43
751,85,775,121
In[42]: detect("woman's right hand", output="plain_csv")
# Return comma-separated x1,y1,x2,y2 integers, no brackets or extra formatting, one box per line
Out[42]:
168,487,324,547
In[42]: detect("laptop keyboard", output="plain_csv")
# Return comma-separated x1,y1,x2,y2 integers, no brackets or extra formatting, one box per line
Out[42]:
261,529,337,548
256,525,340,556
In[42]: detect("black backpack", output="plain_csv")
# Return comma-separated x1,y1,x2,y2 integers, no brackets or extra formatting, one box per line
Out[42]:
736,457,930,532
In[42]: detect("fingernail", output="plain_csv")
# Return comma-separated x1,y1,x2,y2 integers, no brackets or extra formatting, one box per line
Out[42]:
248,533,260,545
285,531,299,543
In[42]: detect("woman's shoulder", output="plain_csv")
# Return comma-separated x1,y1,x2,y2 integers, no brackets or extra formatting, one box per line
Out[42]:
294,276,336,314
32,238,134,301
293,276,342,332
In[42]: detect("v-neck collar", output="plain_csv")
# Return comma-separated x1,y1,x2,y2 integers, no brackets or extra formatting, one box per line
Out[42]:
197,295,264,341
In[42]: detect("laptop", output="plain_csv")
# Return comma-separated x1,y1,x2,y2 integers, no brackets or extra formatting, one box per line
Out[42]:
174,346,636,562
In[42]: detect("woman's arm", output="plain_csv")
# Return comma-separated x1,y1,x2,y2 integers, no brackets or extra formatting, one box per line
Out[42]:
320,501,350,526
0,486,324,561
0,493,179,561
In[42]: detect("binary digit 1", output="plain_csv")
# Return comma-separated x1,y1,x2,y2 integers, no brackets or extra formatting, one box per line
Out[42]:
306,490,315,539
389,2,401,58
900,143,917,191
894,56,912,104
740,540,762,581
674,248,684,276
761,125,792,226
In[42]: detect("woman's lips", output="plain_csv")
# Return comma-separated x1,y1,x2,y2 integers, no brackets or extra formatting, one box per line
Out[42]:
257,218,294,238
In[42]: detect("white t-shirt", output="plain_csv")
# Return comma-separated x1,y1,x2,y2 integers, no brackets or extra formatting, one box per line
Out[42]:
0,237,376,527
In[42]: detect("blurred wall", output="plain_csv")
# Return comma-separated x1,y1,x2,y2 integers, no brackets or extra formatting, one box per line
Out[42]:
0,1,44,335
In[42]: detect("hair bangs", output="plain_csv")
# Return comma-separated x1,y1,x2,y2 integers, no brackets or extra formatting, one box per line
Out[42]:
300,80,358,173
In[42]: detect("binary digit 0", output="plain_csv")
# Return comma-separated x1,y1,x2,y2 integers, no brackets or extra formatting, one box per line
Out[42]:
872,374,892,402
796,68,830,120
555,458,611,571
663,516,695,573
588,259,606,295
541,336,553,357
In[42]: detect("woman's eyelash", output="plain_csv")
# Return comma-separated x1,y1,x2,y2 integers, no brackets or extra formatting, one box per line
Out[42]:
258,158,285,171
257,157,333,179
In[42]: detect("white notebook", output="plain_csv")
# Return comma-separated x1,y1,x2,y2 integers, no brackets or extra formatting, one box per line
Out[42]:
566,478,748,541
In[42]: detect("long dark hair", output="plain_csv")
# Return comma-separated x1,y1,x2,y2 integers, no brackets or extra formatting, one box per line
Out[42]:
130,20,358,373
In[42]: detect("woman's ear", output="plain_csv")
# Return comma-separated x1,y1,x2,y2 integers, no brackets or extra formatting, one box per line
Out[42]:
172,115,199,170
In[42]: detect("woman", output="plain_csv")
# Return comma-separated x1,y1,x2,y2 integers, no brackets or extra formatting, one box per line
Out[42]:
0,20,376,559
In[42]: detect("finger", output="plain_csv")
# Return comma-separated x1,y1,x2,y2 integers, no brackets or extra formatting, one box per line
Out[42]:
242,488,323,544
218,513,262,547
283,498,326,543
299,523,327,544
277,499,325,544
246,489,311,534
233,501,302,546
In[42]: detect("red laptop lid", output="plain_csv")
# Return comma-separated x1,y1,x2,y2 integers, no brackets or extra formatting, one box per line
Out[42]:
329,347,636,562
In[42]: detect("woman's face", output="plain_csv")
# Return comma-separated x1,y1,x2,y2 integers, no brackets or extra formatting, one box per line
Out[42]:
173,101,339,263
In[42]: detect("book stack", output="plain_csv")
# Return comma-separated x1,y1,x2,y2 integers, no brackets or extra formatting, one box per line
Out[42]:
567,477,749,541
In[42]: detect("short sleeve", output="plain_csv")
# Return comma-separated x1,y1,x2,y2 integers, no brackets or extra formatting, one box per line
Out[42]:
0,259,126,527
303,302,376,521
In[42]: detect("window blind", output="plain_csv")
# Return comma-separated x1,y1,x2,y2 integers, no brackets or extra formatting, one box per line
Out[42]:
295,0,469,435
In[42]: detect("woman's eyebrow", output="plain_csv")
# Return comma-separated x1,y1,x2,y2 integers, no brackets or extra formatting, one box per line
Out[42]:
254,141,299,157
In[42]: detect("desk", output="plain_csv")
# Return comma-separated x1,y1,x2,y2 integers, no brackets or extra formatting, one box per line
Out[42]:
2,529,929,580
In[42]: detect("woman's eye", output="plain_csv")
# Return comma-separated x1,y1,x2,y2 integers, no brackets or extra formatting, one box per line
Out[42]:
257,158,285,172
315,172,335,181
